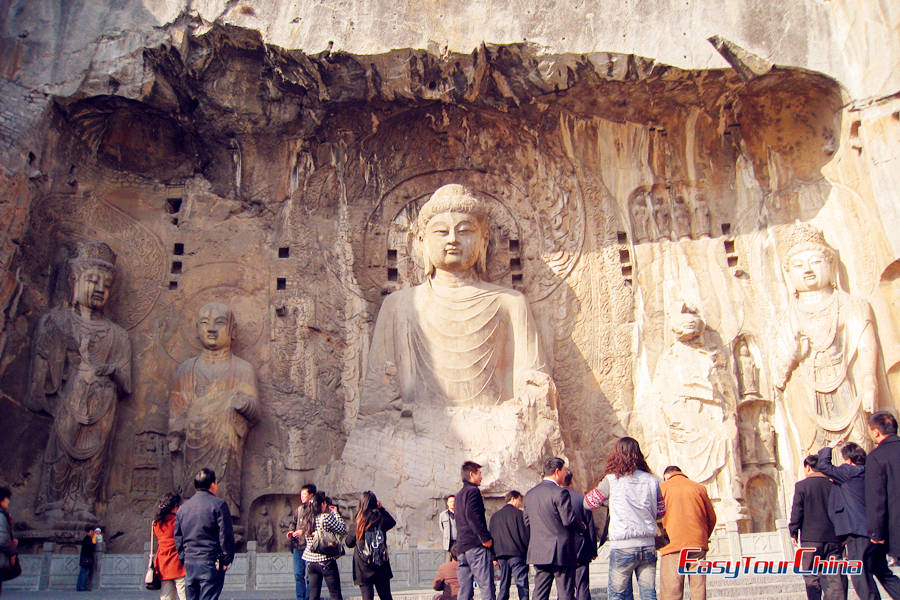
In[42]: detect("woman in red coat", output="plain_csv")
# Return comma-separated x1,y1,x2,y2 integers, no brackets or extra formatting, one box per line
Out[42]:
153,493,186,600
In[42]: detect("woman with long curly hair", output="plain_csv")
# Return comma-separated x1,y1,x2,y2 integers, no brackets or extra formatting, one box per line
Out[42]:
345,491,396,600
153,492,186,600
584,437,665,600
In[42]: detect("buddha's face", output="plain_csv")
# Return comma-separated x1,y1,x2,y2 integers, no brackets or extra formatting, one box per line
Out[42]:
672,311,704,341
197,305,233,351
786,248,833,293
422,211,487,273
73,265,114,310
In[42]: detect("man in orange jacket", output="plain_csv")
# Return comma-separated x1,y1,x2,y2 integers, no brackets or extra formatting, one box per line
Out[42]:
658,466,717,600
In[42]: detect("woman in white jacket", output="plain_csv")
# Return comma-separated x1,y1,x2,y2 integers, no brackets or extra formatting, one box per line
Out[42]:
584,438,665,600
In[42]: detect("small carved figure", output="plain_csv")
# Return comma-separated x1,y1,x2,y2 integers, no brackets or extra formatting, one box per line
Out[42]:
736,339,760,397
631,193,652,243
254,505,275,552
29,241,132,522
758,412,777,463
672,193,692,240
692,195,711,238
774,223,879,452
651,189,671,240
169,302,260,518
738,414,758,465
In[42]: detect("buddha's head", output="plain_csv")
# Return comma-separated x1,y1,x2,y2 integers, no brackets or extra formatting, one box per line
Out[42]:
671,303,705,342
779,223,837,295
417,184,490,278
69,241,117,312
197,302,236,351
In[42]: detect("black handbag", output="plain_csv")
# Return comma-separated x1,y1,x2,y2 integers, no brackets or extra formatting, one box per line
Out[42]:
308,516,345,557
0,555,21,582
144,522,161,590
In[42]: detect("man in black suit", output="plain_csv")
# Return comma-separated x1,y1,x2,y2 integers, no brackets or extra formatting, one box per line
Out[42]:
563,470,596,600
789,455,846,600
523,457,582,600
489,490,530,600
175,468,235,600
455,461,495,600
866,411,900,599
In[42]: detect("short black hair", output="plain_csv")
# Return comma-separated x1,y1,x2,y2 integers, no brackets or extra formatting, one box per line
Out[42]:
562,470,573,487
504,490,522,503
461,461,482,483
542,457,565,476
869,411,898,436
663,466,682,476
0,487,10,502
301,483,317,496
194,467,216,491
841,442,867,466
449,543,459,561
444,495,454,503
803,455,818,469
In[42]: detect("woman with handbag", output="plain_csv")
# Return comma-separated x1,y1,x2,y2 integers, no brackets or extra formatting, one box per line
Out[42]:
0,487,20,597
302,491,347,600
345,491,396,600
152,493,186,600
583,437,666,600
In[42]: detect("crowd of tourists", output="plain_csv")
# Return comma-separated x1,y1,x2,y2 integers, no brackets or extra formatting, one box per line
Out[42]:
0,410,898,600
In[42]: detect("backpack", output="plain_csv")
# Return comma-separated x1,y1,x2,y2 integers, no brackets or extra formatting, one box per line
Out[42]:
358,528,388,567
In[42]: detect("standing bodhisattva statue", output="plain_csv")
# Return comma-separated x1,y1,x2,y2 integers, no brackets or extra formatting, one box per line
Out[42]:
333,184,563,542
774,223,880,453
29,241,132,522
168,302,259,518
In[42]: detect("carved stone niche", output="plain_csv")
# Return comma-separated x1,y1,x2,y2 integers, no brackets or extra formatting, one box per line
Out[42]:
737,402,777,468
248,494,300,553
743,473,778,533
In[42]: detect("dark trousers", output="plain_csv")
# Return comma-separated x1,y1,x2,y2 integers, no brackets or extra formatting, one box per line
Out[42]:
458,546,495,600
496,555,529,600
359,573,393,600
76,566,92,591
800,542,847,600
308,559,343,600
868,541,900,599
533,564,575,600
184,561,225,600
293,548,308,600
574,562,591,600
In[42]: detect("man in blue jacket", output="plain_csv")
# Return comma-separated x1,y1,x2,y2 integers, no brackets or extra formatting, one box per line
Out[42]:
455,461,494,600
816,441,900,599
175,468,235,600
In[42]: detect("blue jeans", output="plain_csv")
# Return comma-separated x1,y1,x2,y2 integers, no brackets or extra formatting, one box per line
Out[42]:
184,561,225,600
458,546,495,600
76,566,92,590
293,548,308,600
497,555,529,600
608,546,657,600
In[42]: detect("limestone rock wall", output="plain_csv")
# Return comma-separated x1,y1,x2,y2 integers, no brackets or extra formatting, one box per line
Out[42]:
0,1,898,551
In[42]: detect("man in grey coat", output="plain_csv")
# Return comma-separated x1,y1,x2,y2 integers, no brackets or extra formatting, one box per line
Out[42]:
524,457,583,600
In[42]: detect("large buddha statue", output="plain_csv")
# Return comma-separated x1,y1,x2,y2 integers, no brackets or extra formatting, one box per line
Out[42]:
332,184,563,542
29,241,132,523
774,223,880,453
168,302,260,518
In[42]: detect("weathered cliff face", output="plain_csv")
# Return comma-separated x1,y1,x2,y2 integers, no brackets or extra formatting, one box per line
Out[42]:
0,2,898,551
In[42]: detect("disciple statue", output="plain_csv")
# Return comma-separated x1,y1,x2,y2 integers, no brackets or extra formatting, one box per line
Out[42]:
646,304,743,520
671,193,692,240
631,193,652,243
691,195,711,238
168,302,260,518
332,184,562,543
774,223,880,452
651,189,671,241
29,241,132,522
735,338,760,397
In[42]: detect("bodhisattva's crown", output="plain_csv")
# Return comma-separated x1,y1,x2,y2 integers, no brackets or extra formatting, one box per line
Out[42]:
73,240,117,268
776,222,834,266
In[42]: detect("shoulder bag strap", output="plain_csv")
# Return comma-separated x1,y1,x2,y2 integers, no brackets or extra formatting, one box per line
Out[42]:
149,521,155,566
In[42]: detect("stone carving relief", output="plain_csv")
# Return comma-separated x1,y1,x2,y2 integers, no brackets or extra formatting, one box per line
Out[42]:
27,241,133,524
645,303,743,521
628,184,711,245
331,184,564,543
168,302,260,520
249,495,300,553
735,337,760,399
774,223,880,454
744,474,777,532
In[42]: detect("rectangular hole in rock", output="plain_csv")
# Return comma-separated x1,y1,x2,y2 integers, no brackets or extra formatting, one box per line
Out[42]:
624,278,632,288
724,240,735,253
276,277,287,290
170,261,182,274
278,247,290,258
171,217,179,226
511,273,523,284
621,265,633,277
166,198,182,214
168,281,178,290
509,257,521,270
727,256,739,267
619,249,630,263
387,249,398,262
173,243,184,256
508,239,520,253
387,268,399,281
721,223,731,236
617,231,628,244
